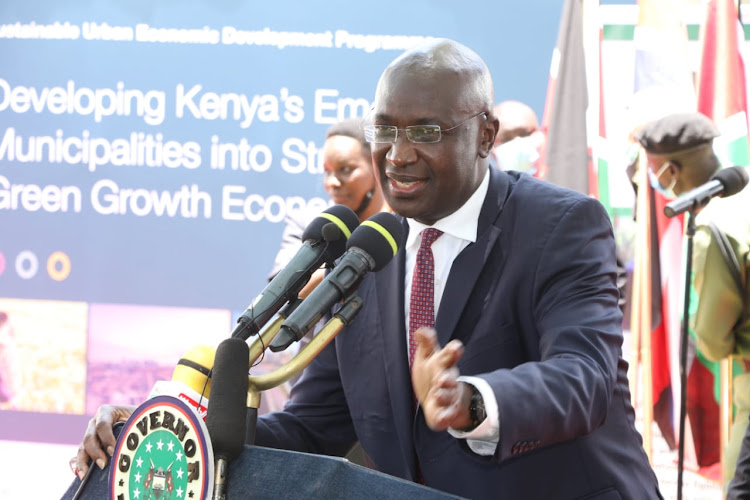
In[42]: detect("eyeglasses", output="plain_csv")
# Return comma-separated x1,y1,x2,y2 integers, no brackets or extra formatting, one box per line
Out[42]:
363,111,487,144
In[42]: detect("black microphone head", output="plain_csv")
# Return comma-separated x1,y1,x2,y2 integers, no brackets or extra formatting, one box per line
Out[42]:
714,166,749,197
321,222,341,242
205,338,249,462
346,212,405,271
301,204,360,260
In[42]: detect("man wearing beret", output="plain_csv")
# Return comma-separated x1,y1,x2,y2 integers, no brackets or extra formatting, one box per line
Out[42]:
636,111,750,490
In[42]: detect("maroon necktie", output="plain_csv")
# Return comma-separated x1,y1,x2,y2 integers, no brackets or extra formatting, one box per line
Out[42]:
408,228,443,366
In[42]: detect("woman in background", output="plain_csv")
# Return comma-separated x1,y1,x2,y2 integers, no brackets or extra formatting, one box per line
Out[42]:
268,118,388,296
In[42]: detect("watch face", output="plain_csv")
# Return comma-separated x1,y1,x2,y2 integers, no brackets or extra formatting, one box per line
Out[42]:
470,390,486,425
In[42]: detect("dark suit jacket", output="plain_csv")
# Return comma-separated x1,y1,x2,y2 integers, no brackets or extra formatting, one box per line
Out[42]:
256,168,662,499
728,415,750,500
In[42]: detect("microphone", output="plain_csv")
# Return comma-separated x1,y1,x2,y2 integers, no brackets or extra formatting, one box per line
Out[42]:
147,345,217,420
664,166,749,217
205,338,249,500
270,212,405,352
231,205,360,340
172,344,215,396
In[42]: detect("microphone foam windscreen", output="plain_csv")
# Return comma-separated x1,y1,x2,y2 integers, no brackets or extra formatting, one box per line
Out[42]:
205,338,249,461
346,212,405,271
172,345,216,397
714,166,749,197
301,204,360,260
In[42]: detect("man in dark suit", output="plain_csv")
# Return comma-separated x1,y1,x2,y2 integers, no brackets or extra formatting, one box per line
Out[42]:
76,39,661,499
729,414,750,499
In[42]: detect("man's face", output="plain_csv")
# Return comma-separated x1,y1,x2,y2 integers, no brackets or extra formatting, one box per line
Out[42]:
370,70,491,226
645,153,680,196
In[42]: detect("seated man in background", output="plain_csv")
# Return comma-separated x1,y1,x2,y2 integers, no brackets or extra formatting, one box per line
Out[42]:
491,100,544,177
636,111,750,490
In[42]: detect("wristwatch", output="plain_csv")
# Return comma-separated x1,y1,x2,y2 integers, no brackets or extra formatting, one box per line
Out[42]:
460,385,486,432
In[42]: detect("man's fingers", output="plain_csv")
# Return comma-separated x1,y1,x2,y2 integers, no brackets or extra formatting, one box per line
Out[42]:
412,329,465,426
73,446,89,480
414,328,464,369
426,400,463,431
431,386,461,407
93,405,119,454
76,417,106,479
430,339,464,371
75,404,126,477
413,327,438,361
435,367,460,389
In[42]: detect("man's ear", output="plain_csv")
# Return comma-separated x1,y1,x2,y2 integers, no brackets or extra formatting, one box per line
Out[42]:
667,160,682,177
477,114,499,158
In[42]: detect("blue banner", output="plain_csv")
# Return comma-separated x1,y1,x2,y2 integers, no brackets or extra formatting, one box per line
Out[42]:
0,0,558,448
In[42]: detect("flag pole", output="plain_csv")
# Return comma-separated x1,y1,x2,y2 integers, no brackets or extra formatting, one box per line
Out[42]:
628,234,642,408
634,150,654,462
720,357,734,484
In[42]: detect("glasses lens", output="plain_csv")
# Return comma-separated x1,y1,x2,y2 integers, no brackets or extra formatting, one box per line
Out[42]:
407,125,441,143
365,125,397,143
363,125,376,143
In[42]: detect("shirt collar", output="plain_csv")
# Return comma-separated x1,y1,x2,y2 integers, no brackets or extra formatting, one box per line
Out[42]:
406,167,490,249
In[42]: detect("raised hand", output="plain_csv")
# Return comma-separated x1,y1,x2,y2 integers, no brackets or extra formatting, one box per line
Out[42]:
411,327,473,431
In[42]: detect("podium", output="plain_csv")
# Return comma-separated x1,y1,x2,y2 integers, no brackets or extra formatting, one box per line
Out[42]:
61,443,464,499
61,269,463,499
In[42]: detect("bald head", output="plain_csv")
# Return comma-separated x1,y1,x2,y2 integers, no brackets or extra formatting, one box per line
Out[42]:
494,100,539,146
376,38,494,113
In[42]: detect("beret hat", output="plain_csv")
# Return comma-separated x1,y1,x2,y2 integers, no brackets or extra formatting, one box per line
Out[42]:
635,112,720,155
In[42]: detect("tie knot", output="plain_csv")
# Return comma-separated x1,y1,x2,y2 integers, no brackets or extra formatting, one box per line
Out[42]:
420,228,443,248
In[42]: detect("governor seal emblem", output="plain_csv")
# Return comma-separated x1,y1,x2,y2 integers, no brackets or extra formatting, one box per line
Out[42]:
109,395,214,500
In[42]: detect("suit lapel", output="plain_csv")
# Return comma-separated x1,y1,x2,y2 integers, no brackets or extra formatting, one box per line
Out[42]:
435,168,510,347
375,218,417,478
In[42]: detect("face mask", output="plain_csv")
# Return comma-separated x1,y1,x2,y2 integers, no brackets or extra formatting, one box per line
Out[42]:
492,135,539,175
648,162,677,199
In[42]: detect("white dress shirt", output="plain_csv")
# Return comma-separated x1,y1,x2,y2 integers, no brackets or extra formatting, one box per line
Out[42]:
404,168,500,455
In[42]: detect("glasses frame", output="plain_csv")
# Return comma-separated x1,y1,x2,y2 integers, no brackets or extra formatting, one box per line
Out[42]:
363,111,487,144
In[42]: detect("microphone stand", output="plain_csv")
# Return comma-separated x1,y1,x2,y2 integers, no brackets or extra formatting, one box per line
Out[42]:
676,209,697,500
244,294,364,445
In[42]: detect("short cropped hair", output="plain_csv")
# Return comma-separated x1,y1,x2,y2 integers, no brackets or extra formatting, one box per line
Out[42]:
325,118,371,156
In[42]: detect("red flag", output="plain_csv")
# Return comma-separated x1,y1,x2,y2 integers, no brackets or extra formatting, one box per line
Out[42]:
630,0,696,454
697,0,750,165
594,27,606,207
688,0,750,468
697,0,748,128
649,187,687,451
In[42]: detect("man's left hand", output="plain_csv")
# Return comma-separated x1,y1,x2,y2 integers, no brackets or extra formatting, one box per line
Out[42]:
411,327,473,431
